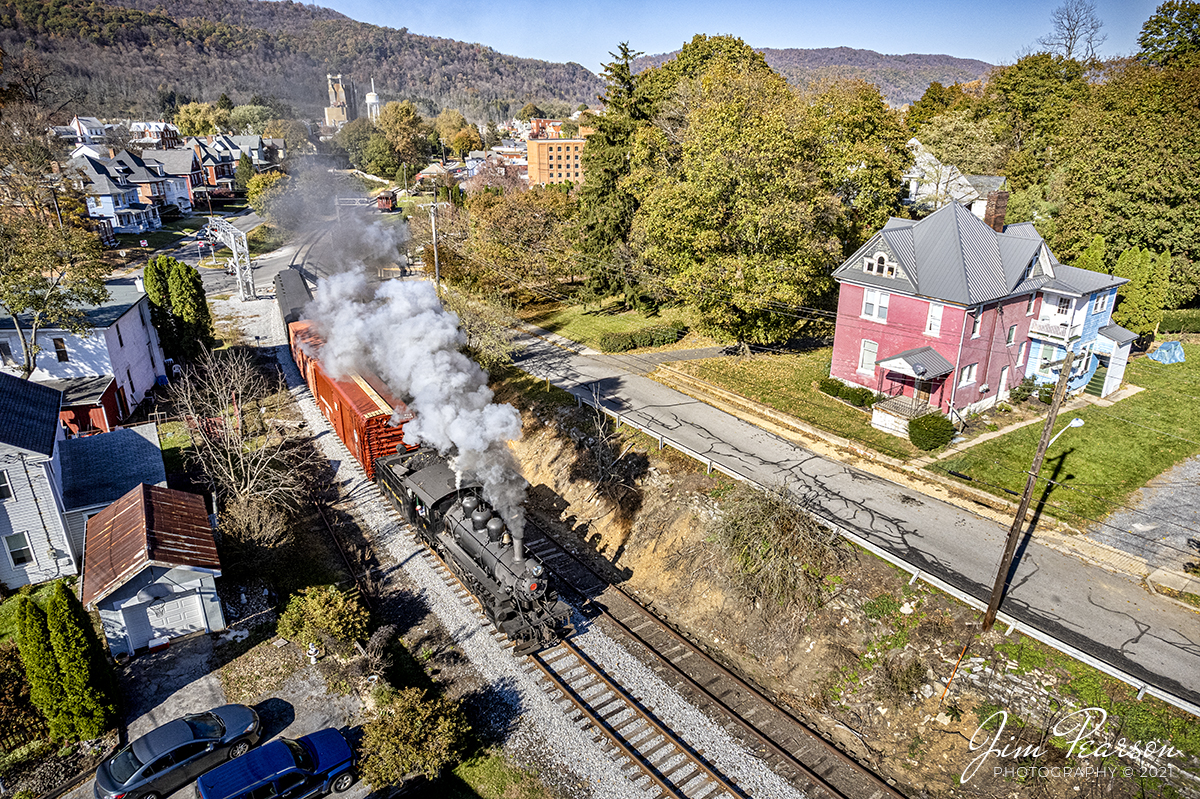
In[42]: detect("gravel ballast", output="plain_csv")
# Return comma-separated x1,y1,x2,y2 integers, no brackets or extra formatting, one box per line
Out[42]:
213,292,807,799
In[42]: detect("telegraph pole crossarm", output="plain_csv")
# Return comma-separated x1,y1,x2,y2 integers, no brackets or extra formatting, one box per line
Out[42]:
982,350,1075,631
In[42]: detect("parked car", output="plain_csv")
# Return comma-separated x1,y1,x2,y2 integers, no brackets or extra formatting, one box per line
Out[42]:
94,705,261,799
195,729,355,799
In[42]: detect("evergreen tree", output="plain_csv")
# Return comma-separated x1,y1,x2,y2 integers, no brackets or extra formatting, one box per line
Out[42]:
216,93,235,111
1075,234,1107,273
168,258,215,359
1113,247,1168,336
235,153,255,190
16,595,69,739
144,254,178,358
46,581,117,740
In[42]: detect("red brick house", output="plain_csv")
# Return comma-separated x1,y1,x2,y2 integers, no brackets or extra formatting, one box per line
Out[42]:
829,200,1129,435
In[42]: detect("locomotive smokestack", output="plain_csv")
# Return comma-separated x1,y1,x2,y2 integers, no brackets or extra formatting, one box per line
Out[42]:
512,530,525,567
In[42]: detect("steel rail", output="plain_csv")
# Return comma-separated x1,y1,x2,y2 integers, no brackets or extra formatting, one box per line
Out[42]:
525,520,904,799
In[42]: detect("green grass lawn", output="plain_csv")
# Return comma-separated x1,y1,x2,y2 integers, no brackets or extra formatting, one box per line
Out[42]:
1161,308,1200,334
0,583,56,644
115,215,210,253
518,298,701,350
936,343,1200,524
676,349,920,460
158,421,191,475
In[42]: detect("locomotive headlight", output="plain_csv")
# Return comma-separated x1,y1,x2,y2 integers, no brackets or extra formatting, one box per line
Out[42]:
530,563,544,577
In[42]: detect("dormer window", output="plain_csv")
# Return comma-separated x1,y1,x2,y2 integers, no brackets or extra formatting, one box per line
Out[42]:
864,252,896,277
1021,257,1036,282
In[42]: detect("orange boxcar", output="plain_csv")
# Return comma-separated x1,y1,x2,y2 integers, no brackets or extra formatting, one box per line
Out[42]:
289,320,415,479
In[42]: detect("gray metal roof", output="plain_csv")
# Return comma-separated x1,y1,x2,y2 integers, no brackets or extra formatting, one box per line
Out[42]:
0,279,146,331
0,372,61,457
149,148,200,176
876,345,955,378
37,375,114,406
1099,324,1138,345
835,202,1075,306
59,423,165,510
1043,264,1125,296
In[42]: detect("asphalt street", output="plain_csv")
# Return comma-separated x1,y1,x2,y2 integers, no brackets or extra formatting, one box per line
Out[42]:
512,336,1200,708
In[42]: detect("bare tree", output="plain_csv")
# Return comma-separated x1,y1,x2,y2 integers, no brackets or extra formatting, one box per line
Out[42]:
1037,0,1107,61
169,348,314,505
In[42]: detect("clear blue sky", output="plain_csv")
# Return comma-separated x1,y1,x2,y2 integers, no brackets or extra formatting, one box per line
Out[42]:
314,0,1159,72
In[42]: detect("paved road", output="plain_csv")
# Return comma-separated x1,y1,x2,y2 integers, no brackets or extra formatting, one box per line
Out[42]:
513,335,1200,709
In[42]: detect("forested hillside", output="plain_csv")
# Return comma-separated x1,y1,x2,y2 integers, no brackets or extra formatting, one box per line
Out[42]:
634,46,992,106
0,0,604,121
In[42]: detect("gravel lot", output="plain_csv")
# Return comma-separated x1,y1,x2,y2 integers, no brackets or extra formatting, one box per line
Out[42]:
210,289,809,799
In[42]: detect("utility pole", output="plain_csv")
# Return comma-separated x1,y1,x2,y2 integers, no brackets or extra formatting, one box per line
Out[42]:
429,201,440,293
983,349,1075,631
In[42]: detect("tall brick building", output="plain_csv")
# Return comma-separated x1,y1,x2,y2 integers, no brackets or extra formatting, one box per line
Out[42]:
527,138,585,184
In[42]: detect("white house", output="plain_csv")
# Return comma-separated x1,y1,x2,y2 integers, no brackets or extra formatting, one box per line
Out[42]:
69,116,107,145
0,374,77,590
0,279,167,420
904,138,1007,218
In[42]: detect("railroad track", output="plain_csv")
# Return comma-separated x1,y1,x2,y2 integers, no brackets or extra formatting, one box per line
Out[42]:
521,521,905,799
529,637,744,799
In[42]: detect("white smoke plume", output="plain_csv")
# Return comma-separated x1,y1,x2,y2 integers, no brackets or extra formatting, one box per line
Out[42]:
303,219,528,536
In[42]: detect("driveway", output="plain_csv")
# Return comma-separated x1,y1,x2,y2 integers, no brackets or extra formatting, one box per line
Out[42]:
60,633,369,799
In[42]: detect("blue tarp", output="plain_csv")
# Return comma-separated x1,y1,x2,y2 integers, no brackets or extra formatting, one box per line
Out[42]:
1149,340,1186,364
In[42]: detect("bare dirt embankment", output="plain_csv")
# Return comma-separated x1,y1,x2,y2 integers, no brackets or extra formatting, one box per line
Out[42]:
499,385,1199,799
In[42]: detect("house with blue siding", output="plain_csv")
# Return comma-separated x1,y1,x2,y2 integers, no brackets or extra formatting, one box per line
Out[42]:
1005,222,1136,398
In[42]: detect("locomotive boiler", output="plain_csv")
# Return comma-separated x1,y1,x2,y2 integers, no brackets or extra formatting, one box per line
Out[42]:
375,447,571,654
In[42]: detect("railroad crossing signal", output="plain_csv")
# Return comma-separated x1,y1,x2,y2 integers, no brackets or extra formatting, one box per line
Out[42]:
204,216,255,301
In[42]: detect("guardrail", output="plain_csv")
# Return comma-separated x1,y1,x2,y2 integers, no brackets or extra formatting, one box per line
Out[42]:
570,383,1200,720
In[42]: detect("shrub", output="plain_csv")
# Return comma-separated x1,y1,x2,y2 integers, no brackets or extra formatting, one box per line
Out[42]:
277,586,369,648
597,332,633,352
908,413,956,451
818,378,843,397
359,687,469,785
840,386,876,408
707,484,848,627
1009,378,1036,403
1037,383,1056,404
996,403,1013,413
597,323,686,352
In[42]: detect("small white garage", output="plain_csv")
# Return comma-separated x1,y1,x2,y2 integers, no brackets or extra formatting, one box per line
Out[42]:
81,483,226,657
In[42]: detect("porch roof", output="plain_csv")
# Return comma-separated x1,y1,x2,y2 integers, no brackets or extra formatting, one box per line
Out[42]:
877,345,955,379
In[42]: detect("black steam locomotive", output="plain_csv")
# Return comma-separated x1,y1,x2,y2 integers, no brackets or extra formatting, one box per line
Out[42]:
375,448,572,654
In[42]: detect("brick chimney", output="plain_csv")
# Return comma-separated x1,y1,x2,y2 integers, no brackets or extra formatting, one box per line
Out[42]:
984,190,1009,232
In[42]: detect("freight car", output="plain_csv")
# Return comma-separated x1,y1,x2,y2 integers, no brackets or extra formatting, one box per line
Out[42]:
288,319,416,480
274,268,312,329
375,447,572,654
